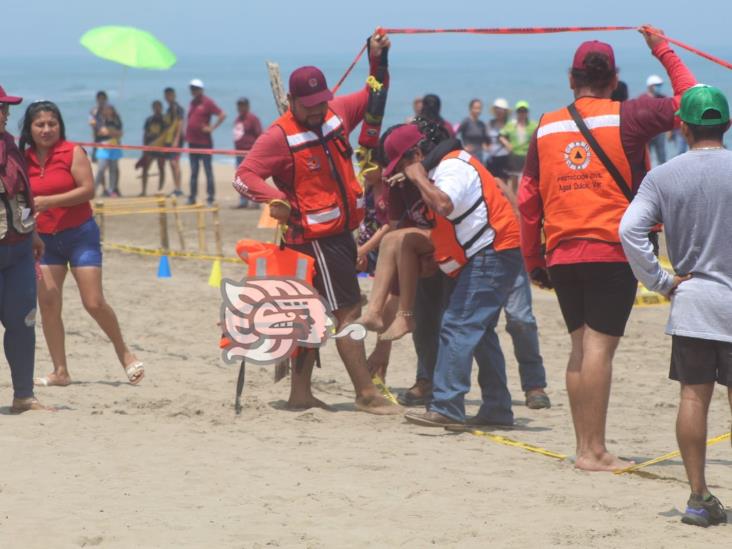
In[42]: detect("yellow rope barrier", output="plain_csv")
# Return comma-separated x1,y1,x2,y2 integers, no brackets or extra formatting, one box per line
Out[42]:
99,207,219,217
103,242,242,263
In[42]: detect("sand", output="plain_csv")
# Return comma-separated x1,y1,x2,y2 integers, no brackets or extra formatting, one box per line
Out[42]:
1,158,729,548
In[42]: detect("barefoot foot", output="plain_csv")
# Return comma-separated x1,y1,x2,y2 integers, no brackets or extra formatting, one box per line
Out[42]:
34,372,71,387
357,312,384,333
575,451,635,472
379,313,415,342
286,395,333,411
10,397,54,414
355,394,403,415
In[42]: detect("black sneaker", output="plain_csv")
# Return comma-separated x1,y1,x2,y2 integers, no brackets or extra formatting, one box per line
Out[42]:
681,494,727,527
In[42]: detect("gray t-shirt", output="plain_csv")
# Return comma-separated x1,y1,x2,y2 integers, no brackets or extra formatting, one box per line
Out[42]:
619,148,732,343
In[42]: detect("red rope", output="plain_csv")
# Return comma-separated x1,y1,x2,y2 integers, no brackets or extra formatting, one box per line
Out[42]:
382,26,635,35
72,141,245,157
331,25,732,95
331,42,368,94
642,28,732,71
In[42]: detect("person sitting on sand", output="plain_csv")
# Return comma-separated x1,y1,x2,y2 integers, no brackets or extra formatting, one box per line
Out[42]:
381,124,522,428
20,101,144,388
233,30,399,415
0,84,49,412
518,26,697,471
620,85,732,527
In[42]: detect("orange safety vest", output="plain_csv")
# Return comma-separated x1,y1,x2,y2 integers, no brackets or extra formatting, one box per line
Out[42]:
235,239,315,283
536,98,633,252
275,109,364,241
431,150,520,277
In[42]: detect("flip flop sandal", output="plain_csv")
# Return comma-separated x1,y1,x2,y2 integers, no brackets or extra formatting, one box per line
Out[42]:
125,361,145,385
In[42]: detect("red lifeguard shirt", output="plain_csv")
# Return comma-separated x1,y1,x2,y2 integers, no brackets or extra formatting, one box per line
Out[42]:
26,140,93,234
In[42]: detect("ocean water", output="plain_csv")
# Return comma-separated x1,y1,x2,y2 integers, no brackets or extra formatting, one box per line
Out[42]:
2,44,731,161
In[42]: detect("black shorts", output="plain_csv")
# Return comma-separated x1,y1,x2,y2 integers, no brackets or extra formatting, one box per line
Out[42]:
548,262,637,337
289,232,360,312
670,335,732,386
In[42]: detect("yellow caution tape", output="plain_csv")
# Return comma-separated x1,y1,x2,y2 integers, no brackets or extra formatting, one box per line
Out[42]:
371,375,399,405
103,242,242,263
614,432,731,475
469,430,569,460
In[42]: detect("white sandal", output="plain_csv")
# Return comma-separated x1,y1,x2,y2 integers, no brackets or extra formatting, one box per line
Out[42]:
124,361,145,385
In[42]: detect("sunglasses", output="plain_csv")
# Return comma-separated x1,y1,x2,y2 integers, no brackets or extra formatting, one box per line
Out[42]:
0,103,9,114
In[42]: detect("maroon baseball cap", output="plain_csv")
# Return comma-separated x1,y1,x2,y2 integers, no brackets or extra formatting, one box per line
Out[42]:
0,85,23,105
572,40,616,71
383,124,423,177
289,66,333,108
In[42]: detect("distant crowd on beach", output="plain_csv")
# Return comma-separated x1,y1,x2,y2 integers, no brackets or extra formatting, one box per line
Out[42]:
87,82,262,207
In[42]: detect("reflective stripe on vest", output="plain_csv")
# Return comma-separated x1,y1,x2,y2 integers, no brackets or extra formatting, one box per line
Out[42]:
536,98,632,252
431,150,520,277
537,114,620,139
236,239,315,284
285,116,343,149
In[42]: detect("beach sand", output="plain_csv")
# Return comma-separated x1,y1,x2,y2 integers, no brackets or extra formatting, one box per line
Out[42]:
1,158,729,548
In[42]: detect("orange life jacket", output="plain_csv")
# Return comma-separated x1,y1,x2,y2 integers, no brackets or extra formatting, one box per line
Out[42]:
275,109,364,241
234,239,315,283
536,98,632,252
219,240,316,349
430,150,520,277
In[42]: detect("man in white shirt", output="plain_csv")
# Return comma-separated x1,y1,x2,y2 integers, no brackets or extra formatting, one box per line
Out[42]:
381,124,523,427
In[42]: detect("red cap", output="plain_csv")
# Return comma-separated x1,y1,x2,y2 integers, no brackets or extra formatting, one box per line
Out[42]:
383,125,423,177
572,40,615,72
0,85,23,105
289,66,333,108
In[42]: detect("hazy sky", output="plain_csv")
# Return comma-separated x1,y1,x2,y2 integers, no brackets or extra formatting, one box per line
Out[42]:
5,0,732,57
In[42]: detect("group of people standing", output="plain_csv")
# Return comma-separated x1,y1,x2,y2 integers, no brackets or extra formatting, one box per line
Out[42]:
234,27,732,527
90,82,263,205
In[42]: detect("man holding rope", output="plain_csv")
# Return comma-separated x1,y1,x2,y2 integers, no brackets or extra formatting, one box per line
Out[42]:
518,26,697,471
620,85,731,527
233,30,400,414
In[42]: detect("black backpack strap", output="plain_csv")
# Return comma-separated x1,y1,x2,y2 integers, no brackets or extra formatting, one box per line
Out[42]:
566,103,634,202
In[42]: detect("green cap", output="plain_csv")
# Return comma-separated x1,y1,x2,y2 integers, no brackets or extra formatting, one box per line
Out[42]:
515,100,530,111
676,85,730,126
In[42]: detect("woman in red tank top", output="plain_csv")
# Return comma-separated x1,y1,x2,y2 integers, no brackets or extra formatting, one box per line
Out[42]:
20,101,144,387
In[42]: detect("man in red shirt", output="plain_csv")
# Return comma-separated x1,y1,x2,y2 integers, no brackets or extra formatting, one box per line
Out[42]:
232,97,262,209
186,79,226,205
234,30,399,415
518,26,696,471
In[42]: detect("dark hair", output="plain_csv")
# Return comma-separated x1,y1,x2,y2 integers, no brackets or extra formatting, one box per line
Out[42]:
686,120,729,142
237,97,250,106
421,93,442,121
164,87,175,94
96,90,107,100
152,100,163,108
18,101,66,152
469,98,481,109
571,53,615,92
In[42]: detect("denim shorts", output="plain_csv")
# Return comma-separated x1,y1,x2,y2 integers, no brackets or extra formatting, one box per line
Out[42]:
40,218,103,268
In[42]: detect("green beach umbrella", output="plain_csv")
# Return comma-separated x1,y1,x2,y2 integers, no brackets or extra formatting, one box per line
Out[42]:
80,26,176,70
